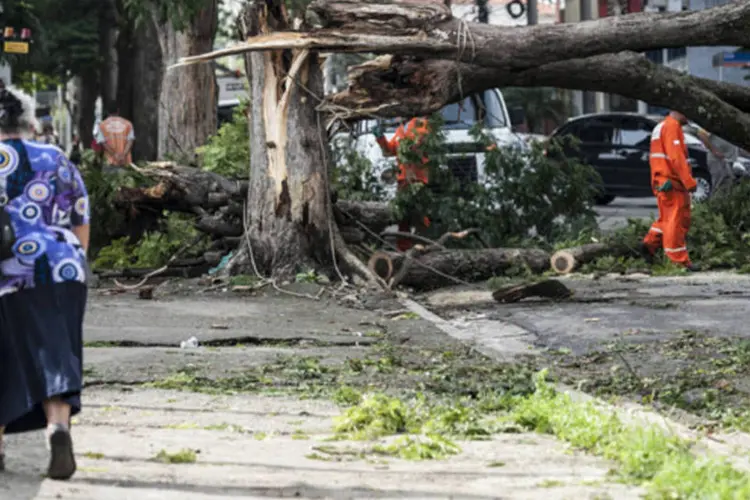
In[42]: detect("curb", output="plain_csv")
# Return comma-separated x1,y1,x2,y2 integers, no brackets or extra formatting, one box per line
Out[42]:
400,297,750,473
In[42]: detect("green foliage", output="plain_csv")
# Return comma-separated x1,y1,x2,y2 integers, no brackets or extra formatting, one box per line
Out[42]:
330,141,388,202
391,115,598,248
79,153,151,256
197,100,250,178
92,212,204,270
124,0,212,30
8,0,100,80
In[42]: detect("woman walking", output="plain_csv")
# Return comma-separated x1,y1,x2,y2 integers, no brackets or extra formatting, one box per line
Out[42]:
0,86,90,480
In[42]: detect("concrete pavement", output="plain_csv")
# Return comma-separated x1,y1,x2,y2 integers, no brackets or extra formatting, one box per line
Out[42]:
3,389,641,500
2,289,644,500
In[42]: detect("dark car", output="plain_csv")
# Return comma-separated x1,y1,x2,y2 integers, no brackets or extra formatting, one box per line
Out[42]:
549,113,711,205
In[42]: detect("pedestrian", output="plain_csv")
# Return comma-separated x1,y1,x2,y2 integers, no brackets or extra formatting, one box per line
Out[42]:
39,121,59,147
372,117,431,252
640,110,699,271
0,85,90,480
93,106,135,172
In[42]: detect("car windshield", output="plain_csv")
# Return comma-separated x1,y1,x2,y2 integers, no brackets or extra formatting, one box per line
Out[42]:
381,90,507,132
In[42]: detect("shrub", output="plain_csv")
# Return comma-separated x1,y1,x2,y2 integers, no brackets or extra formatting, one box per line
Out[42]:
391,115,599,248
197,100,250,178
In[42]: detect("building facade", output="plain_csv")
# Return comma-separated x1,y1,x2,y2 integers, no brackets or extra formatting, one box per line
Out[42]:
562,0,748,116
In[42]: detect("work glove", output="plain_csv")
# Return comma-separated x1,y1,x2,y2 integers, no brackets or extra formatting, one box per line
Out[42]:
657,179,673,192
371,125,384,139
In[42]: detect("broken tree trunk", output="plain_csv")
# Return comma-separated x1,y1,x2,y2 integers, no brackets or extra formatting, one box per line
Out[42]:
550,243,635,274
367,247,551,291
226,1,377,284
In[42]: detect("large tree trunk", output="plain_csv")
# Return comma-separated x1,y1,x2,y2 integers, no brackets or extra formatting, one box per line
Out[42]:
77,68,99,147
99,0,119,114
131,15,163,162
155,1,219,160
231,0,332,278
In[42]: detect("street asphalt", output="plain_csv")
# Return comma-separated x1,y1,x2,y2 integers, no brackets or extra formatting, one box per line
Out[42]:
595,197,657,232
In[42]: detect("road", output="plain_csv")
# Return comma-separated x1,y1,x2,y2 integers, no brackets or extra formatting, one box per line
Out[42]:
595,197,657,232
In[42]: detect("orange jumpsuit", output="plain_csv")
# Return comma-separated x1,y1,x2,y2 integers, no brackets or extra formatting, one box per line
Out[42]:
377,118,431,252
642,115,697,267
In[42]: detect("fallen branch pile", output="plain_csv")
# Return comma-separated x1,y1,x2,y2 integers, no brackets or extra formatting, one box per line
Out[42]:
108,162,642,292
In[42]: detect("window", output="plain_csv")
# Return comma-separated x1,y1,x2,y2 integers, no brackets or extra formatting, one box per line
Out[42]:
578,121,614,144
614,118,652,147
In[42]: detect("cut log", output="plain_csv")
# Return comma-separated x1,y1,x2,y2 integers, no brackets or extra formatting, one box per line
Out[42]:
368,250,398,281
369,248,551,290
550,243,635,274
492,279,572,303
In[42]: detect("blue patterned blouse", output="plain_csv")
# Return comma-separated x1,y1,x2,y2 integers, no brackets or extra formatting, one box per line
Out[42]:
0,139,90,295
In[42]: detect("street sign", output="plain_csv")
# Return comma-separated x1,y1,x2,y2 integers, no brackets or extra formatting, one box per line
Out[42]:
713,51,750,67
3,41,28,54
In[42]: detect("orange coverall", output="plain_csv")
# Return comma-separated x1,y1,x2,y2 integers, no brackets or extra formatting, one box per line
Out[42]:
376,118,431,252
642,115,697,267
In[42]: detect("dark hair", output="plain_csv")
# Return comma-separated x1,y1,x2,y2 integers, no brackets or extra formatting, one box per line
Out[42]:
0,89,24,131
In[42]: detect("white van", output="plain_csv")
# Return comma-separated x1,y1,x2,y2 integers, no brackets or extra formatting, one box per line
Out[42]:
332,88,528,198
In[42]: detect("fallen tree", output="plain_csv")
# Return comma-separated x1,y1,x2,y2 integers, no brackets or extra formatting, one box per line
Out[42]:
550,243,637,275
325,53,750,151
177,0,750,150
156,0,750,290
367,247,551,291
111,163,397,259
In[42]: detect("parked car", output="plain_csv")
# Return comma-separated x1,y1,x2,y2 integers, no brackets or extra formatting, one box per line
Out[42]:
333,89,528,200
548,112,712,205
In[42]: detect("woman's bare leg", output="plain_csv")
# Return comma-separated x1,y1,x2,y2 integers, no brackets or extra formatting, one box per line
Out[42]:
43,397,71,427
42,397,76,480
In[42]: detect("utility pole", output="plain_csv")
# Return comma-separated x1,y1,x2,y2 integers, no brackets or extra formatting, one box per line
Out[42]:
528,0,538,25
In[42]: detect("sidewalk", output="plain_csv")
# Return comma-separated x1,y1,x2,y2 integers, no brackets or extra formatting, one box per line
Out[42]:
4,388,641,499
2,288,643,499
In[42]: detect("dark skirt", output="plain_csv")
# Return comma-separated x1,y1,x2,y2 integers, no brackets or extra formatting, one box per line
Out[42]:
0,282,87,434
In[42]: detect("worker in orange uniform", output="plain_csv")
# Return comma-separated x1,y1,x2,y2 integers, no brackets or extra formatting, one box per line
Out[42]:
372,118,431,252
640,111,700,271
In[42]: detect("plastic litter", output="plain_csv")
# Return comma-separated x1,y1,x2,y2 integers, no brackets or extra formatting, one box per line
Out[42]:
180,336,200,349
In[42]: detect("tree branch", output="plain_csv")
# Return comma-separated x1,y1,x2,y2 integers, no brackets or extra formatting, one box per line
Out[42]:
324,52,750,151
175,0,750,71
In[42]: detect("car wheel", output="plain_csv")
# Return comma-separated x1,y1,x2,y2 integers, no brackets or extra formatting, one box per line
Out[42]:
691,171,712,203
594,194,616,206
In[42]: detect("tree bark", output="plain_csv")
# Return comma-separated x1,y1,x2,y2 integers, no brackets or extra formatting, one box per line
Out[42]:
550,243,634,274
176,0,750,150
184,0,750,71
325,52,750,152
130,15,163,162
77,68,99,148
99,0,119,114
230,0,333,278
155,1,219,160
